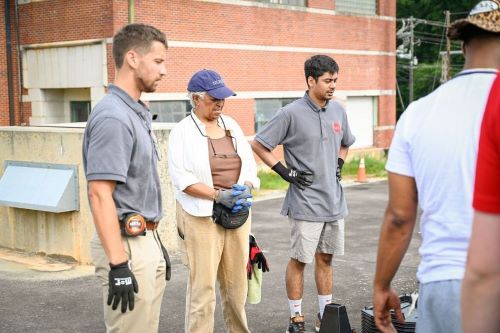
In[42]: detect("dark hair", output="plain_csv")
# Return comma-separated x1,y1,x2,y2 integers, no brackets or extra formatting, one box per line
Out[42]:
112,23,168,69
460,25,500,44
304,55,339,83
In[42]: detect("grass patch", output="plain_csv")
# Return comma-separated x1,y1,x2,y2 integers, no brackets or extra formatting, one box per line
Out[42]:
258,170,289,190
342,155,387,179
258,155,387,189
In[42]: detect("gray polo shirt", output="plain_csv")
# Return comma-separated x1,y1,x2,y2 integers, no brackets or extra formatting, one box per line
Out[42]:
83,85,162,222
255,92,355,222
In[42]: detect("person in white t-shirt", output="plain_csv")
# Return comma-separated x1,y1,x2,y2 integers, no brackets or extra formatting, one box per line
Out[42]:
372,1,500,333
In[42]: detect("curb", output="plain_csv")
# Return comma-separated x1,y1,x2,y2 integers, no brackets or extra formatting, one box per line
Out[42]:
253,177,387,202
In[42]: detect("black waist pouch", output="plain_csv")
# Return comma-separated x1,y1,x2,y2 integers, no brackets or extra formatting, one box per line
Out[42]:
212,202,249,229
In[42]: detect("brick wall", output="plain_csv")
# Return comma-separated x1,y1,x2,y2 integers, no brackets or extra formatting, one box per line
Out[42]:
308,0,334,10
3,0,396,148
0,1,23,126
19,0,113,44
374,128,393,148
0,1,7,126
223,99,255,136
156,48,395,93
378,95,396,125
378,0,396,17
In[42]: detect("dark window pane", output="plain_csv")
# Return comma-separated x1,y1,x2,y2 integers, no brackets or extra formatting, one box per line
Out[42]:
255,98,296,132
70,101,91,122
149,101,191,122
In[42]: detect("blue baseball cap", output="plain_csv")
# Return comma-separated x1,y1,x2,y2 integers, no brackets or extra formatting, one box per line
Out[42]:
187,69,236,99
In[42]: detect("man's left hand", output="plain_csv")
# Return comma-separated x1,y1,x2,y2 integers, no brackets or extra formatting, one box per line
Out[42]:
373,287,404,333
336,157,345,181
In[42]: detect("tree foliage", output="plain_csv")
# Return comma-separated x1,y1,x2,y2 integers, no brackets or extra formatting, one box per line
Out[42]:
396,1,478,117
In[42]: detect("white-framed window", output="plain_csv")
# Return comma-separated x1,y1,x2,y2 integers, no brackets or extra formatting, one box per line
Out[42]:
149,100,191,122
254,0,306,6
255,98,295,132
335,0,377,15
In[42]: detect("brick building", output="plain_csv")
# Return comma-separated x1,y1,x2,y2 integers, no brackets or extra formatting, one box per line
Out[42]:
0,0,396,150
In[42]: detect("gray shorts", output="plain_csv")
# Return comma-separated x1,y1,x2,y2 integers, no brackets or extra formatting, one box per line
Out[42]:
416,279,462,333
288,216,345,264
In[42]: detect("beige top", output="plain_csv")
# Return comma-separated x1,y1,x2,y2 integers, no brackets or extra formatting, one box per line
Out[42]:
208,135,242,190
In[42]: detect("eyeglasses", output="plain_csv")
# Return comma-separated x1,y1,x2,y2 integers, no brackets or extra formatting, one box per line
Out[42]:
208,136,238,159
191,113,237,158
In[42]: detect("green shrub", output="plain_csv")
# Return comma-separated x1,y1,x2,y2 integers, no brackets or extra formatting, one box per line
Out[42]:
257,155,387,189
257,170,289,190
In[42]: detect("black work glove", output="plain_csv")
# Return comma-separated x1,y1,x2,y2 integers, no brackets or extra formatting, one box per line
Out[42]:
108,261,139,313
248,234,270,279
254,252,269,272
271,162,313,190
159,241,172,281
336,157,344,181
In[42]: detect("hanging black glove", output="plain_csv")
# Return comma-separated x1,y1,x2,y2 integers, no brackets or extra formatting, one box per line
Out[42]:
336,157,345,181
271,162,314,190
248,234,270,279
253,250,269,272
159,241,172,281
108,261,139,313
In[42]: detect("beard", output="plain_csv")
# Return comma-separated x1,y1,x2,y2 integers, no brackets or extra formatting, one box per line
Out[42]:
136,76,158,93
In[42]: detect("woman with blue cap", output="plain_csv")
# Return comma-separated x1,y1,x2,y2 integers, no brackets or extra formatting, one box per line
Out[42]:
168,69,260,333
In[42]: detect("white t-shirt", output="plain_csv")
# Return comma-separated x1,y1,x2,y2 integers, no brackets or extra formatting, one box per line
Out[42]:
386,69,498,283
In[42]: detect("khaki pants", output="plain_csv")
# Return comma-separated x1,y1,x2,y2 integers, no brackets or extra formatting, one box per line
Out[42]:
90,231,166,333
177,202,251,333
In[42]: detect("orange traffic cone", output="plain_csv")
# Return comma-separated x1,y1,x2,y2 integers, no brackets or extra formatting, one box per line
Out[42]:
356,157,367,183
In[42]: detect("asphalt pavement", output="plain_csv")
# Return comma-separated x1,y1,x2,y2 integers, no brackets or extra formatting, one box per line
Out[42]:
0,180,420,333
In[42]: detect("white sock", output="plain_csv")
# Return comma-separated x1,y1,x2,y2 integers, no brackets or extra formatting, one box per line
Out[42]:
288,299,302,317
318,294,332,319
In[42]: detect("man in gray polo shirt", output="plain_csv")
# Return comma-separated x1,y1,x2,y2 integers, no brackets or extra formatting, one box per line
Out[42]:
251,54,355,333
83,24,169,333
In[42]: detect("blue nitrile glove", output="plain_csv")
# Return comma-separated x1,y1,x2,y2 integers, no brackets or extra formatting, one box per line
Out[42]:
216,184,253,209
231,198,253,213
215,187,248,209
230,184,253,213
231,184,253,199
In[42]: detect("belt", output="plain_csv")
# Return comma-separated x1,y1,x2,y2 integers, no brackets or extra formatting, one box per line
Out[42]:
145,221,159,231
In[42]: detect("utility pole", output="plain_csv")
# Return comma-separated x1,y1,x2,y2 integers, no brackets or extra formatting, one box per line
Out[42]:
409,17,414,103
444,10,451,82
128,0,135,23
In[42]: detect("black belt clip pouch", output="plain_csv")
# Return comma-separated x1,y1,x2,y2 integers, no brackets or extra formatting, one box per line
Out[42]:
212,203,249,229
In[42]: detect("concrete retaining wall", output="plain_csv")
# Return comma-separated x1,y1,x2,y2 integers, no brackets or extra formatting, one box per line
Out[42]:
0,124,177,264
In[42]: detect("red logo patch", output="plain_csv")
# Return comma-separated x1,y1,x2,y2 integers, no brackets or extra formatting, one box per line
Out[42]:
332,122,341,133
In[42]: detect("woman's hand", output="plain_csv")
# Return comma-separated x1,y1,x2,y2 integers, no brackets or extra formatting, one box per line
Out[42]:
231,184,253,212
215,184,253,211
